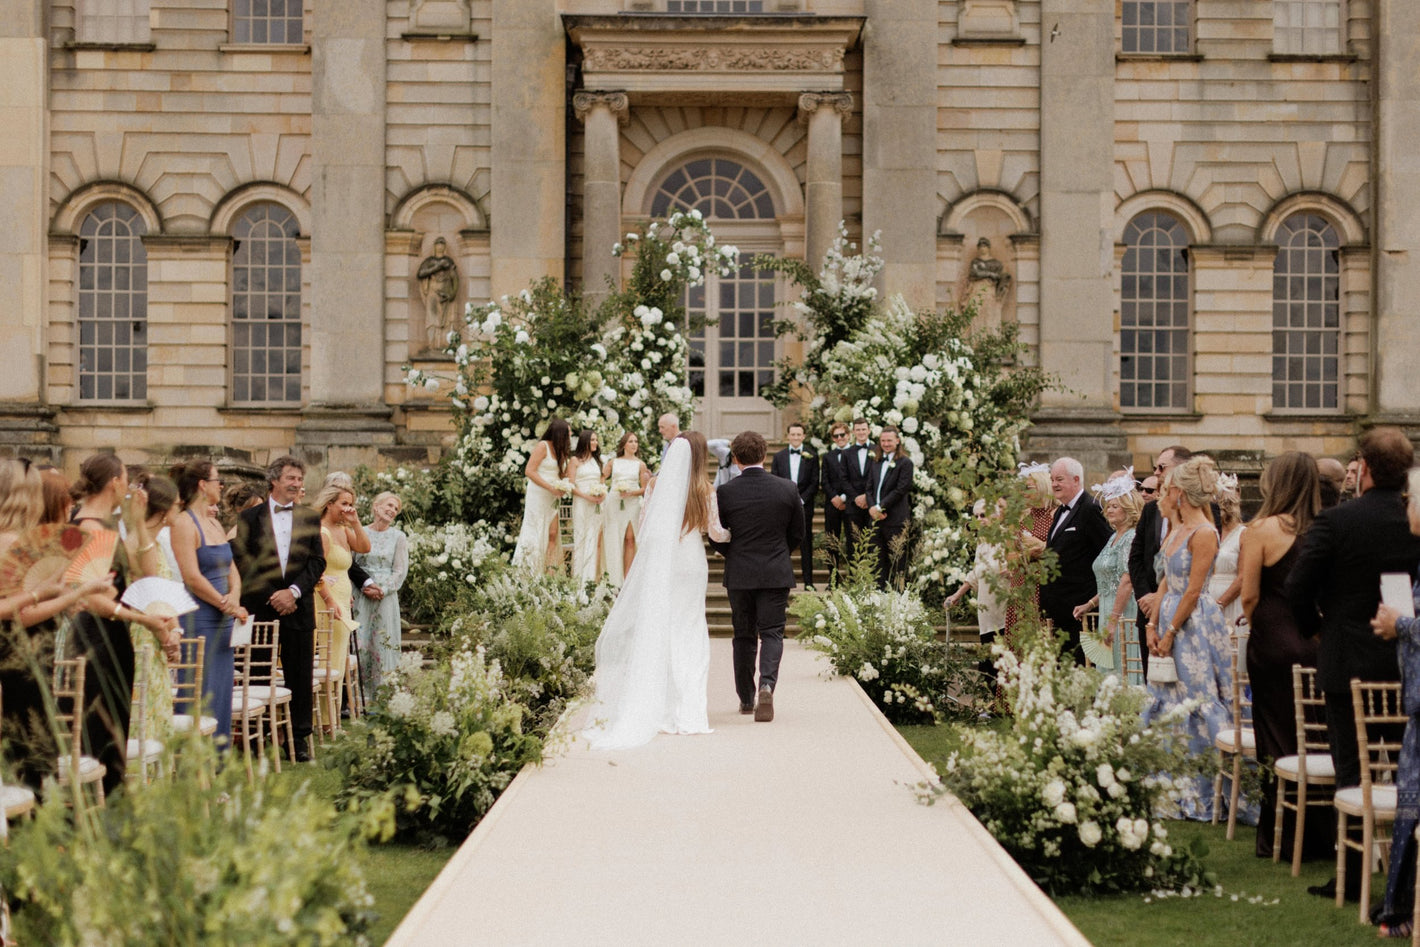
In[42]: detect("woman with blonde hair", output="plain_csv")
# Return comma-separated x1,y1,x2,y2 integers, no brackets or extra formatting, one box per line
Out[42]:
352,490,408,697
313,484,371,624
1004,462,1056,641
1072,472,1144,683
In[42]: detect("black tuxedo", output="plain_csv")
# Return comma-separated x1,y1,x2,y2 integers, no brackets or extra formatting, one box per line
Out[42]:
840,440,876,566
233,500,326,743
1039,492,1111,661
771,445,820,586
710,467,804,704
821,447,849,575
1128,501,1166,604
865,452,914,587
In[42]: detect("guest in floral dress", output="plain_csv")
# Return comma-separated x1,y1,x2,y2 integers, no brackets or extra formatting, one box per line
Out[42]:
1073,473,1142,683
352,491,408,699
1143,455,1235,821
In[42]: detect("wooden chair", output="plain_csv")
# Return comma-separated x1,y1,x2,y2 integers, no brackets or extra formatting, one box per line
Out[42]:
1336,679,1403,922
228,635,266,780
124,641,165,784
1119,617,1145,685
170,636,217,738
1212,630,1255,839
312,606,345,745
0,684,36,838
1272,664,1336,876
52,656,105,808
239,620,293,770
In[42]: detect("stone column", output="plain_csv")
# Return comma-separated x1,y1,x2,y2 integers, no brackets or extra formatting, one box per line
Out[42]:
573,91,628,306
861,0,937,308
1028,0,1126,473
799,92,852,272
491,0,564,297
301,0,395,465
0,1,57,458
1372,0,1420,437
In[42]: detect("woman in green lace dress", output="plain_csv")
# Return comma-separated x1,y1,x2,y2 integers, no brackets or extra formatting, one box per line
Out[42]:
1074,472,1143,683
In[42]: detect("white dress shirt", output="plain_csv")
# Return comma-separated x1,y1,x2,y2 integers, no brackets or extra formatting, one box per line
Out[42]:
876,452,895,506
268,496,302,598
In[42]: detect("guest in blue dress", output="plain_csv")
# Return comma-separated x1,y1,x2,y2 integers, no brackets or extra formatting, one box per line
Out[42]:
1073,471,1142,683
1371,468,1420,938
171,461,248,746
1143,455,1235,821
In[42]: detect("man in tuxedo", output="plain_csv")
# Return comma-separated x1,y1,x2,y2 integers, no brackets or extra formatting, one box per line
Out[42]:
863,427,914,589
821,422,851,580
1129,445,1192,632
1040,456,1111,662
839,417,875,569
771,422,820,590
1287,426,1420,901
232,455,326,761
710,430,804,722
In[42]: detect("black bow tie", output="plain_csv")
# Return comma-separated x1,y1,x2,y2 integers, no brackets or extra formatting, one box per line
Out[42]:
274,503,294,513
790,448,801,454
857,445,867,451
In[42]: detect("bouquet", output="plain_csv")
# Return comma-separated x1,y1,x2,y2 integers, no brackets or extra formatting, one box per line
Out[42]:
586,483,608,498
549,478,575,497
611,477,640,511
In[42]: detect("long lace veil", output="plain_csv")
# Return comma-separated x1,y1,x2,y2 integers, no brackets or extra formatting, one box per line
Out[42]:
585,437,693,748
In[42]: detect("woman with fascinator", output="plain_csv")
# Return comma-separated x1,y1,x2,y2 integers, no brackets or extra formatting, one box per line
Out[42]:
1072,469,1144,684
1207,472,1245,631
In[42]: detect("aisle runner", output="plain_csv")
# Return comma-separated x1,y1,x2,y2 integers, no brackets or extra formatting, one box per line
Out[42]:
389,640,1088,946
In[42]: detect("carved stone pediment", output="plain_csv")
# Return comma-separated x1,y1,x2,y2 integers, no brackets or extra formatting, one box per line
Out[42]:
565,15,864,100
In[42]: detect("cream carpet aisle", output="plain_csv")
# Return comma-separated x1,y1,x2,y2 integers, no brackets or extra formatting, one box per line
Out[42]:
389,639,1088,947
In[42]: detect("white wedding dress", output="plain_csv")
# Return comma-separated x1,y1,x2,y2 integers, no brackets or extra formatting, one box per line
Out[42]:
584,438,727,750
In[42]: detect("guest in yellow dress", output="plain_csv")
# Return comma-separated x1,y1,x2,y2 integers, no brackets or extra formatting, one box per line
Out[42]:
313,485,370,703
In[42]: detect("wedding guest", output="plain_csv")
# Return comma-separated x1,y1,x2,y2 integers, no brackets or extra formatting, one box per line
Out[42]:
1209,473,1245,630
1370,466,1420,938
1288,427,1420,901
171,460,248,748
1343,453,1361,500
842,418,875,567
323,470,381,605
315,484,370,623
221,480,267,539
512,419,571,573
569,429,606,583
352,491,408,697
1238,451,1324,861
1040,457,1111,662
1131,446,1192,633
131,473,180,744
1139,474,1159,503
821,422,851,581
771,422,820,591
1143,455,1234,820
602,431,649,585
864,427,913,589
947,498,1007,688
1072,472,1142,682
1005,462,1056,642
1316,457,1346,509
233,456,325,762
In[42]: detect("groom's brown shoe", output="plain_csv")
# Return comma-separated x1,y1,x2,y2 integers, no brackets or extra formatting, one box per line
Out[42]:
739,701,754,714
754,685,774,722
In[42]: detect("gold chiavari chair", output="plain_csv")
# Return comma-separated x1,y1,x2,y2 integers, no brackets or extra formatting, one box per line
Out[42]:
53,656,105,808
1336,679,1403,923
1212,629,1255,839
1272,664,1335,876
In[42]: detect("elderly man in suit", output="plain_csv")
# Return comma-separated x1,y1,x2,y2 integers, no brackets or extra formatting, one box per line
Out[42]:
771,422,820,591
1040,456,1111,663
862,426,914,589
1288,426,1420,901
232,455,326,762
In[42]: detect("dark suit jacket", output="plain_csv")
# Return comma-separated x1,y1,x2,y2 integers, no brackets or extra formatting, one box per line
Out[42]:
1286,487,1420,694
1128,501,1166,603
840,441,874,502
770,447,820,508
710,467,804,590
232,501,327,633
1039,492,1112,627
822,447,848,507
865,453,914,529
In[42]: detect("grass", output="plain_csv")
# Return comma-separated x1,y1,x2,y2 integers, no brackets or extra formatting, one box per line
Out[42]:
900,722,1388,947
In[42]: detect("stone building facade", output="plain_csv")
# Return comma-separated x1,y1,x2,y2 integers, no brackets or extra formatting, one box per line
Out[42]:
1,0,1417,479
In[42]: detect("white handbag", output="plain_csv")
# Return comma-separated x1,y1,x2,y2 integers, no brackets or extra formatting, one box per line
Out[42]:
1147,655,1178,684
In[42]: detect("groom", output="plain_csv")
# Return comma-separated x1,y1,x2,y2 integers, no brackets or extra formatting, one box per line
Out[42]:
710,430,804,722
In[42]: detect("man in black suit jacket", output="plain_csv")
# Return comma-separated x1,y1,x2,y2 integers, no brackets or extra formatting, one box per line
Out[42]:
1040,456,1111,663
770,422,820,590
1129,445,1191,626
1287,427,1420,898
232,455,326,761
863,427,914,589
821,422,851,581
840,417,876,569
710,431,804,722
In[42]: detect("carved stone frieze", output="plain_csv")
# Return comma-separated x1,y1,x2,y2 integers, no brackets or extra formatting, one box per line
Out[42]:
583,45,844,74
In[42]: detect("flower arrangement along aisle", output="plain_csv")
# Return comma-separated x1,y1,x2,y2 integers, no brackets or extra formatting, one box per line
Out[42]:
756,225,1057,604
932,629,1213,894
405,211,737,531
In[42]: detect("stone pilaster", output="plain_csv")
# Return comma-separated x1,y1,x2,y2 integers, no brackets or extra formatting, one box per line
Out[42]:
492,0,564,297
799,92,852,272
301,0,395,462
1028,0,1125,470
861,0,936,309
0,2,53,458
1371,0,1420,438
573,90,628,306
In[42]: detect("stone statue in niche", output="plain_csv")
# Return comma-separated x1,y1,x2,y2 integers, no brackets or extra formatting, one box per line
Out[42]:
418,237,460,351
961,237,1013,330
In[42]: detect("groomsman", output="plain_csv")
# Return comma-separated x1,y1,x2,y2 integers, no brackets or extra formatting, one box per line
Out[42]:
841,417,875,567
863,426,914,589
771,422,820,590
821,421,851,580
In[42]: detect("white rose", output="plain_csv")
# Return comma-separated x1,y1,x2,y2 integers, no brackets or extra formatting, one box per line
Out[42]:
423,378,439,392
1054,802,1077,824
901,416,919,434
666,252,680,265
473,395,490,411
1078,821,1102,848
514,330,530,345
660,269,673,281
1042,779,1067,808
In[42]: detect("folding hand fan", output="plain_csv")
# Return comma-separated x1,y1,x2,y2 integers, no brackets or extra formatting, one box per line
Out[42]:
1080,625,1116,671
0,523,91,597
121,577,200,618
61,528,118,585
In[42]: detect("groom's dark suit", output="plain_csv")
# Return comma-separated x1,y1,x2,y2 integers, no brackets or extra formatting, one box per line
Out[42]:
233,498,325,746
711,466,804,705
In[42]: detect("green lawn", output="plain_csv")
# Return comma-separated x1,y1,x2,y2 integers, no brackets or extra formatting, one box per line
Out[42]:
899,723,1386,947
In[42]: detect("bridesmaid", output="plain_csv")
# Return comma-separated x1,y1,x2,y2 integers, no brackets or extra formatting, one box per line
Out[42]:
568,429,606,583
512,419,571,574
602,431,650,586
352,491,408,698
171,460,249,747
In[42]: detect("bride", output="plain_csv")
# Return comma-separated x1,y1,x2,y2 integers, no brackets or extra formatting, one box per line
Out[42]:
584,432,728,749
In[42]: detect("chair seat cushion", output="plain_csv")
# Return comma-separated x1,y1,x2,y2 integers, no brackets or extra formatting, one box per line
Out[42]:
246,685,292,702
1274,754,1337,782
1215,727,1256,753
172,713,219,736
1335,784,1399,817
126,738,164,761
0,784,35,818
231,693,268,715
311,669,344,683
56,755,105,779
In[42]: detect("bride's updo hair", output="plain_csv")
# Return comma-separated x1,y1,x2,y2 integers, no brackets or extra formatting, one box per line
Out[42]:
1166,454,1219,510
678,431,711,537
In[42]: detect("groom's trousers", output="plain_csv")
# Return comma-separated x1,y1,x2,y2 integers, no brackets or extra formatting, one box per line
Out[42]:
728,587,790,704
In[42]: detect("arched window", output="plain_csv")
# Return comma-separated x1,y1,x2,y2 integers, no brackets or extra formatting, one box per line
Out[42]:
232,204,302,404
1272,214,1340,411
78,202,148,402
651,157,775,221
1120,212,1190,411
